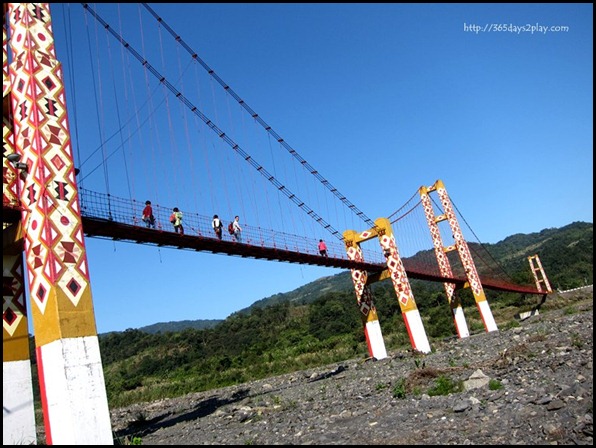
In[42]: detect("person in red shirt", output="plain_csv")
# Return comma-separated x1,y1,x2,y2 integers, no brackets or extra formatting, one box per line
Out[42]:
318,239,328,257
142,200,155,228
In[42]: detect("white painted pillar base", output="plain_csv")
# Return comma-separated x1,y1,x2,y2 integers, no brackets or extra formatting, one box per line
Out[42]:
477,301,498,333
39,336,113,445
3,360,37,445
403,309,431,354
364,320,388,360
453,305,470,338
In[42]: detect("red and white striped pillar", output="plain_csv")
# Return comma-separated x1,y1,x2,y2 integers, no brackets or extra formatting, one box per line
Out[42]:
374,218,431,354
419,185,470,338
5,3,112,444
343,229,388,360
3,11,37,445
431,180,497,333
3,251,37,445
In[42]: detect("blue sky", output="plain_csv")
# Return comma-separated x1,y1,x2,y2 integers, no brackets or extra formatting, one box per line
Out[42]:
34,3,593,334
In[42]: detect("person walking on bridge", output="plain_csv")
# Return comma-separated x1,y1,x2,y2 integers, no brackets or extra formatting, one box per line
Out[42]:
232,215,242,243
318,239,328,257
170,207,184,235
212,214,223,240
142,200,155,229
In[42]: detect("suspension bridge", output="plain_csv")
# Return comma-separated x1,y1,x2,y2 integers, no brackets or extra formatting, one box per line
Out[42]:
3,3,551,445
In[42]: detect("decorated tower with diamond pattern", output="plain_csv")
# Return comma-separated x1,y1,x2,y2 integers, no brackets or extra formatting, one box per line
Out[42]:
3,4,37,444
343,229,388,360
3,3,112,444
373,218,431,354
419,184,470,338
427,180,498,333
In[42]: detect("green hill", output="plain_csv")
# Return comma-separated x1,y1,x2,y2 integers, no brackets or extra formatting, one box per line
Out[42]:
138,319,223,334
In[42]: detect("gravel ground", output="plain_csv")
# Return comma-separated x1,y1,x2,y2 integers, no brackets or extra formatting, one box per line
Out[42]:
106,294,593,445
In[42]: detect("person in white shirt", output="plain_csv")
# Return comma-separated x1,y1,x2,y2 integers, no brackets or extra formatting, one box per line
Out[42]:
232,215,242,243
212,214,223,240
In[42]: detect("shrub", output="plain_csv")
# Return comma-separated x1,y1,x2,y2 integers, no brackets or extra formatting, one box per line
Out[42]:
392,378,407,399
427,375,462,396
488,379,503,390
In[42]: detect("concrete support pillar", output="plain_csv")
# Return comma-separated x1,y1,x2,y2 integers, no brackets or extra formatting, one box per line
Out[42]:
3,250,37,446
5,3,112,444
431,180,497,333
419,185,470,338
343,229,388,360
374,218,431,354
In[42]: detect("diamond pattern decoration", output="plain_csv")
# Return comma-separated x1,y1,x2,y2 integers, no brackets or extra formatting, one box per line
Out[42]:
67,278,80,295
58,271,86,306
59,241,77,263
345,241,375,315
42,75,55,90
31,244,44,268
8,3,92,326
379,234,412,307
419,190,456,300
4,308,17,326
2,256,26,336
3,121,18,206
35,283,46,302
437,186,483,296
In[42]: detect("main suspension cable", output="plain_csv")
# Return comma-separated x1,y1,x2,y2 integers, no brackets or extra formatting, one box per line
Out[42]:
140,3,376,230
82,3,346,241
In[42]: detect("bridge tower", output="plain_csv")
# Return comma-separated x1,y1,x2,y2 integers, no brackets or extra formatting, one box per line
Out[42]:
3,3,112,445
3,7,36,445
424,180,498,333
419,184,470,338
342,229,388,360
344,219,431,355
528,254,552,293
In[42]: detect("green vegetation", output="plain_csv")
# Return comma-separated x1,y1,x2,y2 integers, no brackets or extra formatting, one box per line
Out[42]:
392,378,407,399
427,375,463,396
113,433,143,445
571,333,583,349
488,379,503,390
27,221,593,410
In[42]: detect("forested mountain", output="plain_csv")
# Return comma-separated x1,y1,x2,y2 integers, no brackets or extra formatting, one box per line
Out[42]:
479,221,593,289
73,221,591,408
137,319,222,334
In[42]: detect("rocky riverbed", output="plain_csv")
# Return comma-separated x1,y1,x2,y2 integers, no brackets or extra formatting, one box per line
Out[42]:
108,294,593,445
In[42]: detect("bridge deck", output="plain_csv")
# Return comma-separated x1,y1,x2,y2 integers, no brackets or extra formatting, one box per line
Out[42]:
3,202,543,295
